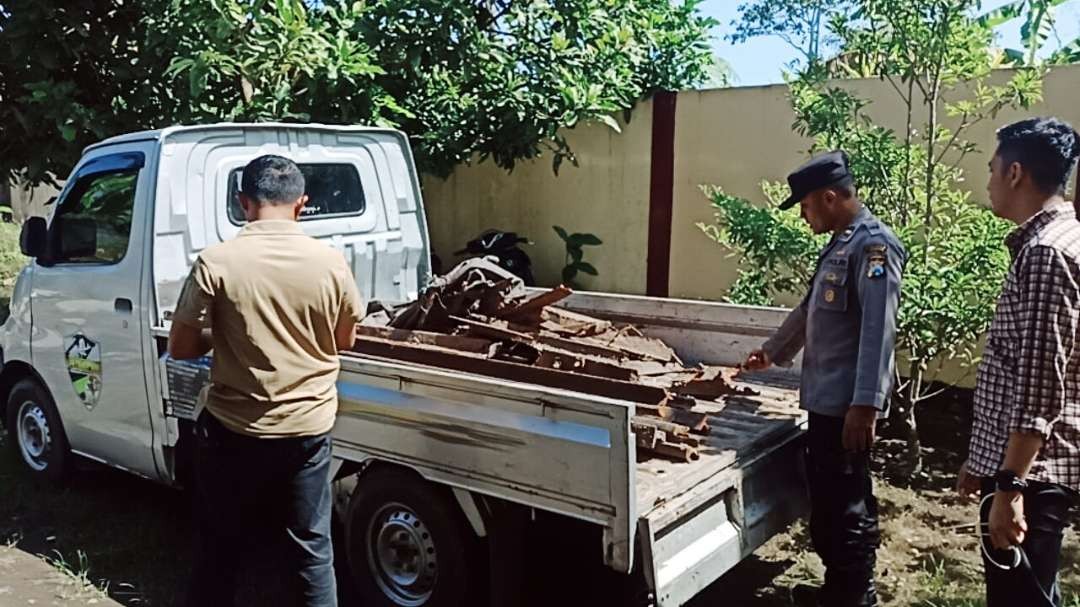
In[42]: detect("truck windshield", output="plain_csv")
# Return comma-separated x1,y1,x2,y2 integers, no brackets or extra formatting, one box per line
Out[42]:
227,163,365,224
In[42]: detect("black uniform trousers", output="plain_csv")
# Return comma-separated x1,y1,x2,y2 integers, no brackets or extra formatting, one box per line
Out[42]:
806,412,880,607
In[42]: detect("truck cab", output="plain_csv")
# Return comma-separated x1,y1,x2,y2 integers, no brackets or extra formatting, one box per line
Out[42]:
1,124,428,484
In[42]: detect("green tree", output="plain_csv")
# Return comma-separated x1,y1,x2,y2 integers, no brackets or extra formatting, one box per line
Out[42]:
978,0,1080,66
701,0,1043,473
728,0,857,65
0,1,181,185
0,0,716,185
702,54,737,88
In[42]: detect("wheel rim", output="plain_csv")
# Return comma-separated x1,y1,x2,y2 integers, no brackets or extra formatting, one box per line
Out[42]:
365,502,438,606
16,400,51,472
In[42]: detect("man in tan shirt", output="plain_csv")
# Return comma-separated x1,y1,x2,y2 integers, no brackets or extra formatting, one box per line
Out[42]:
169,155,362,607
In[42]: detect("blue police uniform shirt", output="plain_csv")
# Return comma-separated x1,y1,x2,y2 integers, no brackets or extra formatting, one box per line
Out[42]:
762,206,907,418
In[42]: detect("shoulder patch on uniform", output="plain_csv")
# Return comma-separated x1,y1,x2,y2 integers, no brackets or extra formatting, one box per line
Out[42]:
865,243,887,279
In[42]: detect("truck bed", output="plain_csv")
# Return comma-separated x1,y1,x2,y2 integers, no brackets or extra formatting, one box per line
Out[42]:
324,290,807,606
553,291,804,512
558,292,807,605
635,372,801,515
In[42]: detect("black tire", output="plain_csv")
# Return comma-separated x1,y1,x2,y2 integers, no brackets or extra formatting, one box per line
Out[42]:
344,468,481,607
5,378,70,483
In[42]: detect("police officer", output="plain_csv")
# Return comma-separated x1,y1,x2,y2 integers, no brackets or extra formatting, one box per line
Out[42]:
744,151,906,607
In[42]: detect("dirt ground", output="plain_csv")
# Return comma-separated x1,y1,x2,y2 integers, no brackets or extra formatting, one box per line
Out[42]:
696,441,1080,607
3,392,1080,606
696,393,1080,607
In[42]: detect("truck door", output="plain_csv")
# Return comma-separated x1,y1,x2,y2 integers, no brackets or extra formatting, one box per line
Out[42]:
30,142,158,479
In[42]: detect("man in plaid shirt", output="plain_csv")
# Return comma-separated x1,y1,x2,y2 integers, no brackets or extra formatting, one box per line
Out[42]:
958,117,1080,607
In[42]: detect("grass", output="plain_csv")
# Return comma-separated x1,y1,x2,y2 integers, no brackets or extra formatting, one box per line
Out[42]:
0,221,26,323
701,436,1080,607
46,548,113,601
0,430,307,606
0,431,192,605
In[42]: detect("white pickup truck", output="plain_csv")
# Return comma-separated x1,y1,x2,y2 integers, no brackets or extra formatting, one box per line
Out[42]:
0,123,806,607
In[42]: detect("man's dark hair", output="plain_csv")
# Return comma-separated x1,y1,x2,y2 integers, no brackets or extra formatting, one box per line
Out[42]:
240,155,305,205
995,117,1080,195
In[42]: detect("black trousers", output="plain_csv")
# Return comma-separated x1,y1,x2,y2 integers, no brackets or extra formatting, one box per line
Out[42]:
185,411,338,607
979,478,1076,607
806,412,880,607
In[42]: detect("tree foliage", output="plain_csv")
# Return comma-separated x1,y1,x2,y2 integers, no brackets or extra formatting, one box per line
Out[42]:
0,0,716,185
0,1,180,184
701,0,1043,471
728,0,857,64
978,0,1080,66
731,0,1080,78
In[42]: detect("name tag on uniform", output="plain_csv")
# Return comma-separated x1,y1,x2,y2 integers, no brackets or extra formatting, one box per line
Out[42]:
818,258,848,310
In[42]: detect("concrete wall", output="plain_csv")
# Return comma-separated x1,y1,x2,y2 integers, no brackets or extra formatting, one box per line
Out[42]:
422,64,1080,301
9,181,59,223
670,64,1080,300
421,100,655,294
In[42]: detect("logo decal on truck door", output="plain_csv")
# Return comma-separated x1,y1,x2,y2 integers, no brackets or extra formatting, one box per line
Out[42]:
64,334,102,410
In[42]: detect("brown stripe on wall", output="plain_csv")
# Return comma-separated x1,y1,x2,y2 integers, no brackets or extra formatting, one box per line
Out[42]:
647,91,678,297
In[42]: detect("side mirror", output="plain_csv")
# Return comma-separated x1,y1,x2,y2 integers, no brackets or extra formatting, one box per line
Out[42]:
19,217,46,258
56,217,97,260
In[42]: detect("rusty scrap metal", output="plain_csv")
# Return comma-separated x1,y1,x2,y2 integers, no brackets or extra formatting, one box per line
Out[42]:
357,259,754,463
533,333,629,361
389,290,453,332
452,315,533,342
534,349,637,382
495,286,573,324
635,404,710,433
606,333,682,364
632,419,703,462
633,422,664,451
673,366,757,401
347,335,670,405
634,417,704,445
355,326,494,354
540,307,613,337
651,442,701,462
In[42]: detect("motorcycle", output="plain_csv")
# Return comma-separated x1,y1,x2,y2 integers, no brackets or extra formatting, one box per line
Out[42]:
453,229,536,286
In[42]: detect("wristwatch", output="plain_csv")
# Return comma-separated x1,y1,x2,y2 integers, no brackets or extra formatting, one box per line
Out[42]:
994,469,1028,493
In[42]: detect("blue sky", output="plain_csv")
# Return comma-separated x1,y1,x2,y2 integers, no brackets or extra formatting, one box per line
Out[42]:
703,0,1080,87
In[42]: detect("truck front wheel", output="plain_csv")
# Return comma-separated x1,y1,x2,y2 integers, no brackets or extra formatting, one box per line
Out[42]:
344,468,481,607
5,378,70,482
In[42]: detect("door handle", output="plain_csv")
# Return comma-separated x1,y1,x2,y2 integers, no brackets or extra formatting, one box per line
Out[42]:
115,298,133,314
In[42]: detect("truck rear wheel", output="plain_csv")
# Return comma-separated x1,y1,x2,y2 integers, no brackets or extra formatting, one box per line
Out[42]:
344,468,481,607
5,378,70,482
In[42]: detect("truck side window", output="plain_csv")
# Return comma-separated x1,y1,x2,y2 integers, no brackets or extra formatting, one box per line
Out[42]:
48,170,138,265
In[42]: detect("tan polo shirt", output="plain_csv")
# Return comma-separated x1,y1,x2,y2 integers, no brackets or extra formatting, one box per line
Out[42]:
172,220,363,437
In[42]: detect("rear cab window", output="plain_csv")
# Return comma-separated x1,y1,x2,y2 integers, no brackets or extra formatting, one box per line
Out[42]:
227,163,365,224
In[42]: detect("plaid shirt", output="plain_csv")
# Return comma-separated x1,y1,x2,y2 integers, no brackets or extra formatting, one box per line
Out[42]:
969,201,1080,491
